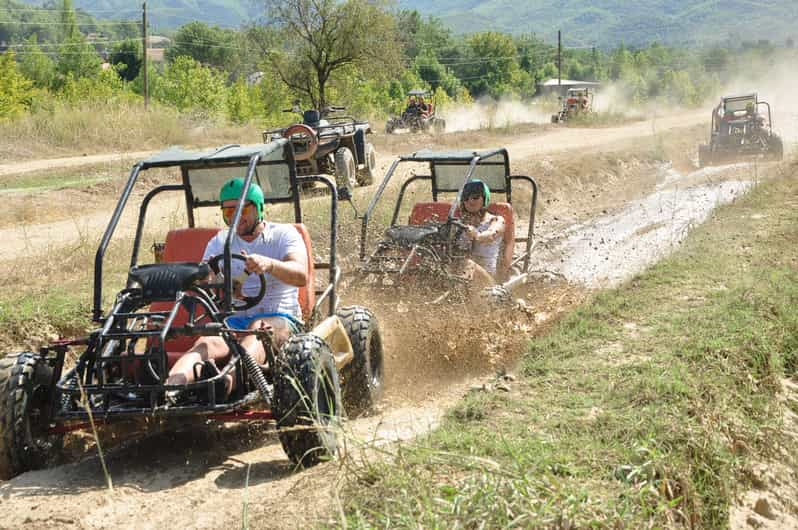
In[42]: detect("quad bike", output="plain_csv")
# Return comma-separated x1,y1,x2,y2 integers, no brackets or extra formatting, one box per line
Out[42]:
385,89,446,134
551,87,594,123
263,103,377,187
698,93,783,167
0,140,385,479
357,148,538,302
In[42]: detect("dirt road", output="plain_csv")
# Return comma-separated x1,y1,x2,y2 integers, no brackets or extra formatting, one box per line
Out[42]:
0,111,771,529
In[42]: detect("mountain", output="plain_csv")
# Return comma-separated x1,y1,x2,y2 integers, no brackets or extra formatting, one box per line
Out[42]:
12,0,798,47
397,0,798,47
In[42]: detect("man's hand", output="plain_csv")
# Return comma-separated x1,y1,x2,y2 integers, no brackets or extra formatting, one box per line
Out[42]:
241,251,274,275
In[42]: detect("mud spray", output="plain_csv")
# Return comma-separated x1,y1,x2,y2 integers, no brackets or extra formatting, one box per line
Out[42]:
343,280,584,406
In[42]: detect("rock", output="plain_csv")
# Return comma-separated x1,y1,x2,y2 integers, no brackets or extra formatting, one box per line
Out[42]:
753,497,776,520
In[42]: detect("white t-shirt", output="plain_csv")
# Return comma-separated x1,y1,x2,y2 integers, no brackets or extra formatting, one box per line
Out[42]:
202,223,306,318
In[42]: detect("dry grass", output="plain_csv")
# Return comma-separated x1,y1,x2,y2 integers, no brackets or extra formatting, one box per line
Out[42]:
0,101,261,162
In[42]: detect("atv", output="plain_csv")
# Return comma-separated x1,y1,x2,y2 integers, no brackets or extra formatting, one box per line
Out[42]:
357,148,538,301
263,103,377,187
385,89,446,134
551,87,594,123
698,93,783,167
0,140,385,479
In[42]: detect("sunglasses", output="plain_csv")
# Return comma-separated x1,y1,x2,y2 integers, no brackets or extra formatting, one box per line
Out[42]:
221,202,256,224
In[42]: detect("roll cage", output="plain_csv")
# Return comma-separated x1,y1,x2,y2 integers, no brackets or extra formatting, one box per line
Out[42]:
358,148,538,274
94,140,341,324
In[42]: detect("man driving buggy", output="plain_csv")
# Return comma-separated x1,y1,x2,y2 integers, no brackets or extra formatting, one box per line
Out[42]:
165,177,307,401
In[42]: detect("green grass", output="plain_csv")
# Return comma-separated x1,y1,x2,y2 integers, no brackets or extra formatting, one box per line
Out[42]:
339,164,798,528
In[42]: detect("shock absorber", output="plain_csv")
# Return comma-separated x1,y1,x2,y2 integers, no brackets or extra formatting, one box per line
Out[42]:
240,347,273,403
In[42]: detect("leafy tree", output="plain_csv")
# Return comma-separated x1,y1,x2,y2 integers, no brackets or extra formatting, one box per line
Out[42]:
457,32,522,98
0,51,33,120
54,0,101,86
109,39,142,82
150,55,227,116
397,10,453,59
166,21,238,71
261,0,402,110
18,34,57,89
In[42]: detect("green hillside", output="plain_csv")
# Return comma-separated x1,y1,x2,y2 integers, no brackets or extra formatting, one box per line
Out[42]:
10,0,798,46
398,0,798,47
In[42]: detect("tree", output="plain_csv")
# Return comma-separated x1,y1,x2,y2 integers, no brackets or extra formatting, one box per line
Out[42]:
0,51,34,120
150,55,227,116
261,0,402,110
165,21,237,71
55,0,101,86
109,39,142,82
18,35,57,89
456,32,521,99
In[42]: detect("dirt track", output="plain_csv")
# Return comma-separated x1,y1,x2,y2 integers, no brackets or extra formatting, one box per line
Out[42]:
0,112,773,529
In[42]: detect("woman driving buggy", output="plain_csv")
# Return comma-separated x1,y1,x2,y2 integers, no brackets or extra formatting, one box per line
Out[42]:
165,178,307,403
454,179,506,290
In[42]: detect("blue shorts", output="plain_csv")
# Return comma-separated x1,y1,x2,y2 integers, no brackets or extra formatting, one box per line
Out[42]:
224,312,303,334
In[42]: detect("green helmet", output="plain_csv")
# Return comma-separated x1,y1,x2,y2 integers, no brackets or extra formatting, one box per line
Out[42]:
219,177,264,220
462,179,491,208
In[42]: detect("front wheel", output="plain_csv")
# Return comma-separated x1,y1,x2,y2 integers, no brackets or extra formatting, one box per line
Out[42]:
337,306,384,418
0,352,62,479
273,334,342,467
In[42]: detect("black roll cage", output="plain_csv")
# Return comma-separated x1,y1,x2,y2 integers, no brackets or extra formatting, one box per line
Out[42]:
93,142,341,325
358,148,538,272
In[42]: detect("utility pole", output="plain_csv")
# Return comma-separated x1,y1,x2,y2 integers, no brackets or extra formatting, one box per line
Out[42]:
557,29,562,87
142,1,148,110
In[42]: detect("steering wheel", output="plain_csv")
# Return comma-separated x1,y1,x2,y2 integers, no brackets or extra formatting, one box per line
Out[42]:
206,253,267,312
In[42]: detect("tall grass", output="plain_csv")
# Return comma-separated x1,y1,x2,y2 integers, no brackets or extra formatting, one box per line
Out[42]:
0,101,262,162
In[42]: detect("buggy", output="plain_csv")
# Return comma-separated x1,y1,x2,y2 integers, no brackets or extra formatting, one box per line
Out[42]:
357,148,538,300
385,89,446,134
263,103,377,188
0,140,385,479
551,87,594,123
698,93,783,167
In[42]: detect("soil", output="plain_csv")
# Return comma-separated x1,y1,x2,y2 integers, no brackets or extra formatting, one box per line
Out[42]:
0,112,791,529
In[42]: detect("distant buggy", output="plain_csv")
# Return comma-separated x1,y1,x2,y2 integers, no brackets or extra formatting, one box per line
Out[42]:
0,140,385,479
698,93,783,167
385,89,446,134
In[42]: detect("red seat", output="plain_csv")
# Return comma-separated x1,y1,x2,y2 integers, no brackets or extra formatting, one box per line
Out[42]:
408,201,515,278
409,202,451,225
151,225,315,367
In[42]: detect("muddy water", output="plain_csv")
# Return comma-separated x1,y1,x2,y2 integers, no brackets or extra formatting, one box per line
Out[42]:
535,164,754,288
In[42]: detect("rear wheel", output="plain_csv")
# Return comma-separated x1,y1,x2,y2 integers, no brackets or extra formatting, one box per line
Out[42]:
385,119,396,134
274,334,341,467
0,352,62,479
357,143,376,186
337,306,384,418
334,147,357,192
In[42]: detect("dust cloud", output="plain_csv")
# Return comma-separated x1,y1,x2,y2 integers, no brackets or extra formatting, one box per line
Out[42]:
444,98,554,132
717,58,798,148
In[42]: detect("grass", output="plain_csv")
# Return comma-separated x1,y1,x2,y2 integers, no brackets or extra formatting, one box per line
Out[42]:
338,162,798,528
0,100,261,162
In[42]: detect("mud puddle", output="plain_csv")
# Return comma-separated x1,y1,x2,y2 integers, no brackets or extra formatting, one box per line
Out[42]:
534,163,754,288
